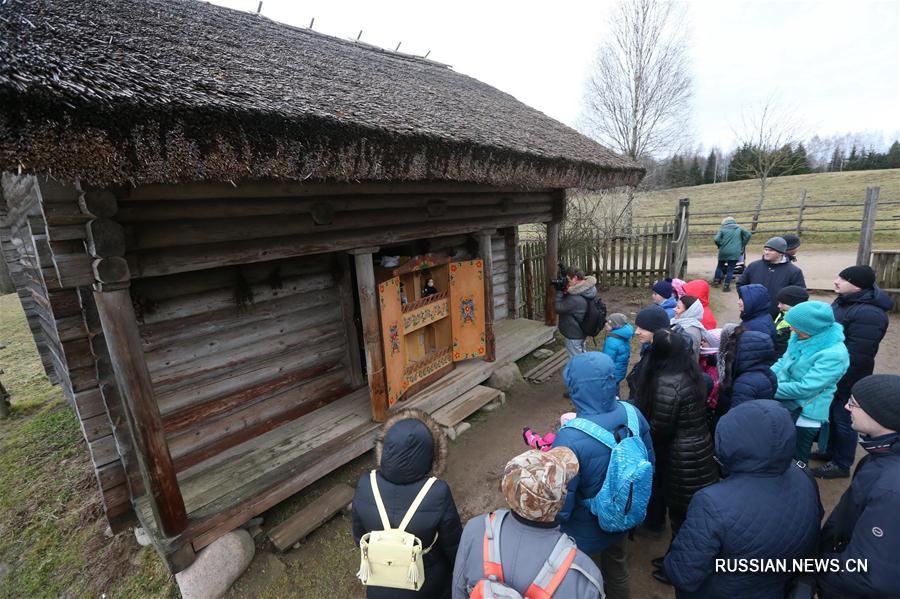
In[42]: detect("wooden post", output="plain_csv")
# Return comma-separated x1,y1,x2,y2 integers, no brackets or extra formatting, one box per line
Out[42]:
523,247,535,320
857,187,880,266
93,288,188,537
478,231,497,362
503,227,520,319
795,189,807,236
545,222,560,326
350,247,388,422
337,254,365,388
671,198,690,278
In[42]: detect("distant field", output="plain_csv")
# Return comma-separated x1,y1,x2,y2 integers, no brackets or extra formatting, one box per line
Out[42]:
634,168,900,247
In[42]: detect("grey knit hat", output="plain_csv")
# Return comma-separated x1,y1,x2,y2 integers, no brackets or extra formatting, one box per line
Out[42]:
852,375,900,431
763,237,788,254
607,313,628,329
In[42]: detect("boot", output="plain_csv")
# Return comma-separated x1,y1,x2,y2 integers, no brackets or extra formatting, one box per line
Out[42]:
722,284,731,292
812,462,850,479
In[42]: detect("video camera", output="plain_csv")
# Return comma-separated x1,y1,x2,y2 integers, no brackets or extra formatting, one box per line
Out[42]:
550,262,568,291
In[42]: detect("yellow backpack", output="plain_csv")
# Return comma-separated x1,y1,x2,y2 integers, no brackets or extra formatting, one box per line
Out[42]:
357,470,438,591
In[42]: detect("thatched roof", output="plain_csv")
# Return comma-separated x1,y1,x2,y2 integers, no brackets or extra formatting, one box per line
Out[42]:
0,0,644,189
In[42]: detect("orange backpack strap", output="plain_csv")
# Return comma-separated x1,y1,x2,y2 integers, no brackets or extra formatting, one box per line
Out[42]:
524,534,578,599
482,509,508,582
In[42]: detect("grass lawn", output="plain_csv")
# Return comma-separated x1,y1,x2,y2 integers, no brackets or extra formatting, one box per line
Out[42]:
634,168,900,247
0,293,176,598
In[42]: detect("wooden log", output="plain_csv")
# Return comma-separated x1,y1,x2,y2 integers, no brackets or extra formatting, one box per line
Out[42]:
42,202,92,226
353,249,388,422
92,257,130,285
81,412,113,442
479,232,496,362
79,190,118,218
74,388,106,420
503,227,520,319
95,460,127,489
544,222,560,326
268,483,355,551
88,434,120,468
46,224,87,241
336,253,365,388
86,219,126,257
94,288,188,537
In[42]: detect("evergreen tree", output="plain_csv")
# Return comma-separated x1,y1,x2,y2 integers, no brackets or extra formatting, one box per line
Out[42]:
793,143,811,174
847,145,859,170
667,154,687,187
688,156,703,186
703,149,717,184
728,143,756,182
830,147,844,172
885,141,900,169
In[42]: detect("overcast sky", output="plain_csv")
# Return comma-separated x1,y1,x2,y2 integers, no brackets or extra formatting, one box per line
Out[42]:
209,0,900,154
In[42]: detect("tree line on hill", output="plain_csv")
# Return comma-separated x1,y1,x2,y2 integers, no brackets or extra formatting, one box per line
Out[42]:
643,139,900,189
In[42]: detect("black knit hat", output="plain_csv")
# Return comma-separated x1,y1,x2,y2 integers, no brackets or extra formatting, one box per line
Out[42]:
838,265,876,290
776,285,809,307
782,233,801,251
635,304,670,333
852,374,900,431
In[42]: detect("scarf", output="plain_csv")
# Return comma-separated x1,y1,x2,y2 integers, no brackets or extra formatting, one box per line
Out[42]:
672,299,705,333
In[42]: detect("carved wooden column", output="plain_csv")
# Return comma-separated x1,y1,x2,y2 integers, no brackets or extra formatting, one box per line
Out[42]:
478,231,497,362
349,247,388,422
85,190,188,537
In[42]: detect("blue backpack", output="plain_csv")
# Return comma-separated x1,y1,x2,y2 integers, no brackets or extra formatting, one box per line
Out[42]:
562,402,653,532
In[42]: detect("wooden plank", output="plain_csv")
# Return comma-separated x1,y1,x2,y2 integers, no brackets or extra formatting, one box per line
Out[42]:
88,434,119,468
81,413,113,442
544,223,559,326
94,288,188,537
336,253,365,388
522,348,569,381
354,250,388,422
96,460,127,489
74,388,106,419
479,233,497,362
433,385,503,428
268,484,355,551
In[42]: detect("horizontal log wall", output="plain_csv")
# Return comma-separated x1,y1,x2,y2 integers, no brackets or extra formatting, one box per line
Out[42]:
129,254,353,473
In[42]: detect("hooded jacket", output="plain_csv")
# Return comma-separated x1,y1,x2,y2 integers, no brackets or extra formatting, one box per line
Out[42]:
648,360,719,521
714,219,752,261
555,276,598,340
658,295,677,319
819,432,900,598
771,317,849,423
672,299,706,360
831,286,894,396
737,257,806,318
683,280,718,330
718,330,778,414
665,401,823,598
738,284,777,341
601,323,634,383
552,352,655,555
352,409,463,599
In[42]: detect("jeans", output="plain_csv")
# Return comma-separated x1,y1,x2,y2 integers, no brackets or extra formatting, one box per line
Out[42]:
563,337,586,358
591,542,629,599
714,259,738,285
827,391,858,469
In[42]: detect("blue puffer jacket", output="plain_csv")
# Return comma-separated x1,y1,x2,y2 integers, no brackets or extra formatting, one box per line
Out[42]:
665,401,823,598
719,330,777,414
553,352,655,555
738,284,776,341
832,286,893,396
602,323,634,383
658,296,677,319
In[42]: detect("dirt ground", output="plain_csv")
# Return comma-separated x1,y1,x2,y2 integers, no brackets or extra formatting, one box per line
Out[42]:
224,266,900,599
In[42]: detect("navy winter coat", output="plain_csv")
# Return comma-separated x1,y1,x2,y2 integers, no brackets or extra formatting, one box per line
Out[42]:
665,401,823,599
719,330,777,414
553,352,655,555
352,410,463,599
738,284,776,341
737,258,806,318
818,432,900,598
831,286,893,396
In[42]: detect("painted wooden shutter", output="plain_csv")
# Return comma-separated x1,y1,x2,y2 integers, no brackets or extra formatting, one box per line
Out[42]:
449,260,486,362
378,276,407,405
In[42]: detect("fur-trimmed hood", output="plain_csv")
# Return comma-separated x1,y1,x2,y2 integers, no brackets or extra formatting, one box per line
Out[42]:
375,408,448,483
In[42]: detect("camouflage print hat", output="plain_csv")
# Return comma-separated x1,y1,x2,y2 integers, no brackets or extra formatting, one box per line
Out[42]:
501,447,579,523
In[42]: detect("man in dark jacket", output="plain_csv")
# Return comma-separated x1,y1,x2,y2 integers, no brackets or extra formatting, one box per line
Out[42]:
352,409,462,599
737,283,776,341
555,268,599,357
554,352,655,599
782,233,801,262
664,400,822,599
736,236,806,318
818,375,900,598
814,265,894,479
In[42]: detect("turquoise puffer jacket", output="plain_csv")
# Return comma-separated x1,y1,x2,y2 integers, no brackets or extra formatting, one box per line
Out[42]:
602,323,634,383
771,322,849,422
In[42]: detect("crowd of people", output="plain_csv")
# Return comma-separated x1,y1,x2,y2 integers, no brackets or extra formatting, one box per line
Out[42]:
351,232,897,599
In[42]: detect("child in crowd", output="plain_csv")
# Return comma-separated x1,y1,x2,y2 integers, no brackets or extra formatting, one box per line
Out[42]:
773,285,809,359
652,279,677,318
737,283,776,341
771,301,850,465
522,412,576,451
601,313,634,385
672,295,706,360
683,279,718,329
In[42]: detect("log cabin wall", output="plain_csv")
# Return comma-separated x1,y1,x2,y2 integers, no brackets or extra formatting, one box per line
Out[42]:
129,254,355,473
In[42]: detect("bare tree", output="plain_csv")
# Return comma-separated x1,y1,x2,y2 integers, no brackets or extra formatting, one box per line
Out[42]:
729,100,805,231
579,0,693,228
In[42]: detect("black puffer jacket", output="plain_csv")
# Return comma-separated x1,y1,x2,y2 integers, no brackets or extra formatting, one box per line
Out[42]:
352,409,462,599
649,368,718,522
831,286,893,396
737,258,806,318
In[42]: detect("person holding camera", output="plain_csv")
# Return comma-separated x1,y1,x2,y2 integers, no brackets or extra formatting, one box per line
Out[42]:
555,267,599,358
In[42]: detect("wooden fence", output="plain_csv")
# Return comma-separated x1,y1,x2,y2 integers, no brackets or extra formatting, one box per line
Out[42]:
871,249,900,313
517,220,682,319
